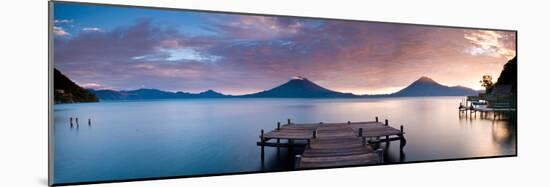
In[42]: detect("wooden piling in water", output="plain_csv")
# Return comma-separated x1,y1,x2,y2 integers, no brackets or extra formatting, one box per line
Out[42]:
88,118,91,126
385,120,390,143
276,122,281,150
288,139,294,155
377,148,384,163
294,155,302,169
260,129,265,162
359,128,366,146
313,130,317,139
399,125,405,157
375,116,379,122
288,118,291,125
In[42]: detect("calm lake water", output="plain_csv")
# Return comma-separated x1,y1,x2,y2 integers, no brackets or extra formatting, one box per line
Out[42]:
53,97,516,184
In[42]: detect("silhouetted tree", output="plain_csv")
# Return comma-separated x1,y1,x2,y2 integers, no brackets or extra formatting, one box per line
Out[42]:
480,75,493,93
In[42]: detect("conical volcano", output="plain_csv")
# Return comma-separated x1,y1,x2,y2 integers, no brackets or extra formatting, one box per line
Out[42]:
392,76,478,96
244,76,357,98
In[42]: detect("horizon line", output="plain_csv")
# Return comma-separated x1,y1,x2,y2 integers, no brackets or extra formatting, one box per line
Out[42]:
82,76,482,96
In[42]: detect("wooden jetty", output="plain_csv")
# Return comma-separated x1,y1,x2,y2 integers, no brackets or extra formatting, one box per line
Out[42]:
257,117,406,169
460,96,516,119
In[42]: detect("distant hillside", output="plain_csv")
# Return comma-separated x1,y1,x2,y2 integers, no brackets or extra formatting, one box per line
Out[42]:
54,68,98,103
242,76,357,98
493,56,517,93
88,76,479,100
90,89,228,100
391,76,478,97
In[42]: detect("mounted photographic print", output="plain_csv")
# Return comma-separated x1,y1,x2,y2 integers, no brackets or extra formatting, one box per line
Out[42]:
49,1,517,186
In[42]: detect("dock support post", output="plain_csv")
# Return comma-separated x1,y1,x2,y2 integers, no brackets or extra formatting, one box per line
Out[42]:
385,119,390,143
347,121,351,125
313,130,317,139
289,139,294,155
399,125,405,159
260,129,265,162
359,128,366,146
294,155,301,169
377,148,384,164
276,122,281,151
308,130,316,148
287,118,291,125
375,116,379,122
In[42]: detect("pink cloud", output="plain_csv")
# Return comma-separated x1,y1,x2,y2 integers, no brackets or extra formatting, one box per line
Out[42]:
464,30,516,59
207,15,305,40
80,82,108,89
54,17,516,95
53,26,70,36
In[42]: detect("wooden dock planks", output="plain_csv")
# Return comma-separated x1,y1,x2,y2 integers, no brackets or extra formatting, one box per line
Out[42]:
299,153,380,168
297,124,380,169
258,119,405,169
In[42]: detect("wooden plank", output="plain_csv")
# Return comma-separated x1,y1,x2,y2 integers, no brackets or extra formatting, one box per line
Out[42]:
263,124,402,139
292,121,379,126
302,146,374,157
297,122,380,168
256,141,307,147
262,131,312,140
299,153,379,168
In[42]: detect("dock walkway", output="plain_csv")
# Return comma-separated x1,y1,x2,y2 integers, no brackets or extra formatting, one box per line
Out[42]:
257,118,406,169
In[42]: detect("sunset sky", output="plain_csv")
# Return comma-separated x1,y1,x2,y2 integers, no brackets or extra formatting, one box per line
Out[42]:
53,2,516,95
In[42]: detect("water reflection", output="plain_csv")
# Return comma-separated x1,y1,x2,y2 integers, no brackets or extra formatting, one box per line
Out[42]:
53,97,516,184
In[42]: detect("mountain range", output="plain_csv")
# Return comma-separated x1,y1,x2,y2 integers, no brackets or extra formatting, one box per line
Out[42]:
86,75,478,101
91,89,227,100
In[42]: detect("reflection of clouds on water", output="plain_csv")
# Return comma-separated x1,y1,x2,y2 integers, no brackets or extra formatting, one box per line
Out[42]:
458,112,516,146
492,124,510,143
285,104,315,109
492,121,516,146
457,111,516,157
53,97,517,183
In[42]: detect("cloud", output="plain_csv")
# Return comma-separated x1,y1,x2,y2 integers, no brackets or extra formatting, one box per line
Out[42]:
54,20,227,92
80,82,107,89
204,15,307,40
82,27,103,32
54,19,72,24
54,15,516,94
464,30,516,59
53,26,70,36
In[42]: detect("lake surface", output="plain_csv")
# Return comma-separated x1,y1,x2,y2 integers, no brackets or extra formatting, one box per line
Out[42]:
52,97,516,184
